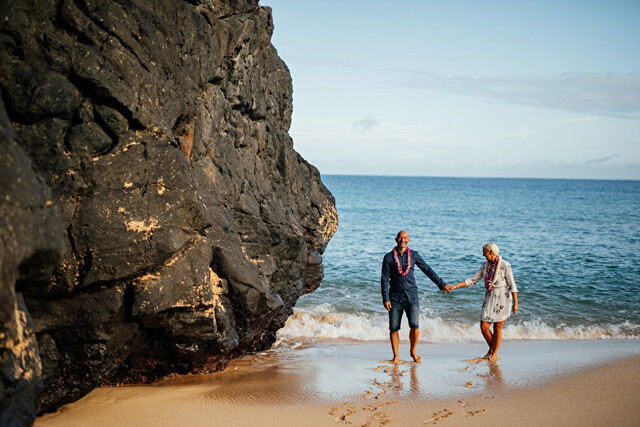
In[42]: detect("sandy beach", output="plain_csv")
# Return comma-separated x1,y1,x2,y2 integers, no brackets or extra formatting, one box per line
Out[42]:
35,338,640,426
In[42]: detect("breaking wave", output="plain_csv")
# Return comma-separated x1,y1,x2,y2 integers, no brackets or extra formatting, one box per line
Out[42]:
277,309,640,343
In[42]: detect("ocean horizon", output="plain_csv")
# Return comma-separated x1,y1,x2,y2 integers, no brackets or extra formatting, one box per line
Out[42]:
278,174,640,343
320,173,640,183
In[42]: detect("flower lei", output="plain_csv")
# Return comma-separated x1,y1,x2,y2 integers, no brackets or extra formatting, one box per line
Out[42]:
393,247,412,276
484,255,501,292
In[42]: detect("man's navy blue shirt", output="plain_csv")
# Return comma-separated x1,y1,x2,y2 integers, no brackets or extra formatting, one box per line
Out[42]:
381,248,448,303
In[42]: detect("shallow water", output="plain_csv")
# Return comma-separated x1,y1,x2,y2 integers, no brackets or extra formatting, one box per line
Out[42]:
160,339,640,403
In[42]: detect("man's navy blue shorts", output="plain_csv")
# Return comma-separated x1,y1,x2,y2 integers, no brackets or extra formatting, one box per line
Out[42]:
388,294,420,332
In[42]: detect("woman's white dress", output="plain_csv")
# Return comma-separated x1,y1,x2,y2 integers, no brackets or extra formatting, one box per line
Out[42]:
465,260,518,323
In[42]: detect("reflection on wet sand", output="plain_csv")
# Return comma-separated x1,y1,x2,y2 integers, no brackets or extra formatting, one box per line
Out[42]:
418,357,507,424
330,359,414,425
325,352,508,424
487,362,504,389
34,341,640,427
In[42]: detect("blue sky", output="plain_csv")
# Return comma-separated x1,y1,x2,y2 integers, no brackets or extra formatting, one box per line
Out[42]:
262,0,640,179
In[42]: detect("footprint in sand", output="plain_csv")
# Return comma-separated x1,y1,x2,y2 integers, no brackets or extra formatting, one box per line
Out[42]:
465,381,474,388
458,366,469,373
374,412,392,426
478,394,495,399
361,411,392,427
331,405,357,423
375,391,387,400
476,373,489,379
362,390,374,399
464,409,486,417
458,399,469,407
424,409,454,424
377,360,410,365
384,366,407,374
330,402,353,415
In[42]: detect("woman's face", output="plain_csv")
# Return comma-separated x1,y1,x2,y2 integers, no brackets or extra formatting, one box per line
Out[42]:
483,249,497,262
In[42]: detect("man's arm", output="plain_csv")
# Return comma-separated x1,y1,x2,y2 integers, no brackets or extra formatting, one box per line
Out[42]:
414,251,451,293
381,255,391,310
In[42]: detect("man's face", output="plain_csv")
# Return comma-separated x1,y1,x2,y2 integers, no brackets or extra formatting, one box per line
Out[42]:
395,232,410,249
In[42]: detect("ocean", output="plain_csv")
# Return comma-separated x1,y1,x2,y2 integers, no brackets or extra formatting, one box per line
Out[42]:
278,175,640,343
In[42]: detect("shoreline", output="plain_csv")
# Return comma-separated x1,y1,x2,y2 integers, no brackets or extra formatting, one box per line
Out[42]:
36,339,640,426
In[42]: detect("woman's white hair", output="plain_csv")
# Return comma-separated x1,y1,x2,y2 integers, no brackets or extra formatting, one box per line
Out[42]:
483,242,499,255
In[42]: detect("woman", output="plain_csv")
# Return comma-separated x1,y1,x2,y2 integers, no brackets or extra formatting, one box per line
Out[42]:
451,242,518,362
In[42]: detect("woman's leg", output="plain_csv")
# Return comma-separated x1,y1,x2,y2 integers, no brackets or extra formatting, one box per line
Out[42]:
480,321,492,358
489,321,505,362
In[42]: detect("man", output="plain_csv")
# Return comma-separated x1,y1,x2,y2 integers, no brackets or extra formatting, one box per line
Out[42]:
381,230,451,363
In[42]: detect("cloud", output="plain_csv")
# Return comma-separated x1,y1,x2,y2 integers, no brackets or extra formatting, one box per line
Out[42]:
409,72,640,120
512,154,621,168
287,57,640,120
484,154,640,179
352,118,380,133
584,154,619,164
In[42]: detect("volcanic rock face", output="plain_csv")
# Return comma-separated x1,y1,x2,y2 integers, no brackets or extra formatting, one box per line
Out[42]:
0,94,65,426
0,0,337,420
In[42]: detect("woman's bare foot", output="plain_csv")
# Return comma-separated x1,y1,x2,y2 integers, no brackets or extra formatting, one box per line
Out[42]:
488,354,498,363
481,352,492,360
410,352,421,363
391,357,400,363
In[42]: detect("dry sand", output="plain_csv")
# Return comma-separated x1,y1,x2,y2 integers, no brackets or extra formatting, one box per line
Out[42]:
36,339,640,427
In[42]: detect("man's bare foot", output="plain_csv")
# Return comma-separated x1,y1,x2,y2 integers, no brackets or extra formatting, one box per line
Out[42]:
410,352,421,363
481,352,492,360
488,354,498,363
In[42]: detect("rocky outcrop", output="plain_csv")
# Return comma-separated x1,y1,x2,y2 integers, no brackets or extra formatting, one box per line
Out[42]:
0,95,65,425
0,0,337,420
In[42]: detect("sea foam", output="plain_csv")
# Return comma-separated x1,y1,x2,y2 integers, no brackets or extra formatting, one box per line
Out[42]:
277,309,640,343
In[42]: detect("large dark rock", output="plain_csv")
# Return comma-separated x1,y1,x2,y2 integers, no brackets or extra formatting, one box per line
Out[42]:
0,94,65,425
0,0,337,419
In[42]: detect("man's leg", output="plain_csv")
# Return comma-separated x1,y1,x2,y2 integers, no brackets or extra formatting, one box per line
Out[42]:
389,303,402,363
407,302,421,363
390,330,400,363
409,328,421,363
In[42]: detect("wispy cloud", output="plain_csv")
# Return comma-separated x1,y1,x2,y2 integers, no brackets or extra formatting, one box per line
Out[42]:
494,156,640,180
352,118,380,133
513,154,621,168
287,57,640,120
410,72,640,120
584,154,619,164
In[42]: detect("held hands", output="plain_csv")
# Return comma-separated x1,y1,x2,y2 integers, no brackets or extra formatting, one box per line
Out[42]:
448,282,467,293
442,285,453,294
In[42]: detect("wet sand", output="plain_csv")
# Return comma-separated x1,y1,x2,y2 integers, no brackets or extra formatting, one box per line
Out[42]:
36,339,640,426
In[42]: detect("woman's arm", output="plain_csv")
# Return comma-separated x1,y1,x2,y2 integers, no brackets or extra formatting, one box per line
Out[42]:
451,281,467,290
505,263,519,313
505,264,518,292
451,267,484,290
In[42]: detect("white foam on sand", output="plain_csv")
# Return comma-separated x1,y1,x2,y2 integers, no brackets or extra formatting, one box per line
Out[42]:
277,309,640,343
